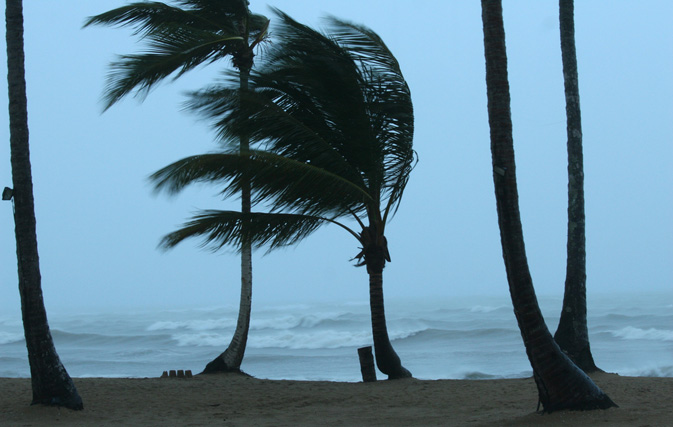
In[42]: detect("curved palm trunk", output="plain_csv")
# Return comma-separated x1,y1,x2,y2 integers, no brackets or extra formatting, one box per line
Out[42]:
481,0,614,412
362,226,411,379
203,57,253,374
5,0,82,409
201,242,251,373
368,269,411,379
554,0,599,373
201,252,251,373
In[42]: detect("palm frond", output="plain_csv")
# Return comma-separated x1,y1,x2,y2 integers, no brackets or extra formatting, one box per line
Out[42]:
148,8,415,255
254,10,415,216
85,1,269,109
185,79,370,190
84,1,241,36
248,13,270,47
187,11,382,199
175,0,247,17
160,210,328,253
326,16,416,217
326,17,416,211
324,17,405,82
102,29,242,108
149,150,374,218
178,9,416,224
381,149,418,224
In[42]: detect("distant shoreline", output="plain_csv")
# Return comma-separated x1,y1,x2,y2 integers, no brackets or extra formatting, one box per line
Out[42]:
2,372,672,426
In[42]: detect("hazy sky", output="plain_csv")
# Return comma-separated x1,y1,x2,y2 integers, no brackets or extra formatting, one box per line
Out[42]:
1,1,671,315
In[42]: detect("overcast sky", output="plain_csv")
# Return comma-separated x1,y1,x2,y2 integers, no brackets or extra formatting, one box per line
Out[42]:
1,1,671,315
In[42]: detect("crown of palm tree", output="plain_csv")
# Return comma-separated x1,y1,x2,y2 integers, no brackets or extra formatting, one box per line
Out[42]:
84,0,269,109
151,10,416,258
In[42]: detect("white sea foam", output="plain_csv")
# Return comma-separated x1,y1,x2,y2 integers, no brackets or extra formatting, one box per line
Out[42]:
250,312,353,331
250,315,314,330
248,330,373,350
0,332,23,345
147,318,235,332
172,329,374,350
146,321,186,331
469,305,504,314
618,365,673,378
612,326,673,341
172,332,229,347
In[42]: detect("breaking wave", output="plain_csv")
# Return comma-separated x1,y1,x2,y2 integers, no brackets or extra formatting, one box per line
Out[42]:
611,326,673,341
2,293,671,380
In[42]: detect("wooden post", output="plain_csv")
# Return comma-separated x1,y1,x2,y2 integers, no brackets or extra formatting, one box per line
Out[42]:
358,346,377,382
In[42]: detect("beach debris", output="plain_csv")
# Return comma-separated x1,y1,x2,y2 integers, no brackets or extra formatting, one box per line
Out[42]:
161,370,193,378
358,346,377,382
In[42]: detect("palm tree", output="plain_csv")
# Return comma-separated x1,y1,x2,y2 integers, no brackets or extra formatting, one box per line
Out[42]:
5,0,82,409
84,0,269,373
554,0,599,372
480,0,615,411
150,10,415,379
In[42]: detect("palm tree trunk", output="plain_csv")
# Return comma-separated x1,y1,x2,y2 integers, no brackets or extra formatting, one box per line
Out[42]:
5,0,82,409
554,0,599,373
364,231,411,379
202,59,253,374
368,271,411,379
481,0,614,412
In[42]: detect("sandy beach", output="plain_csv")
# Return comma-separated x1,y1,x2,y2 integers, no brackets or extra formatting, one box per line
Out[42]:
1,372,671,426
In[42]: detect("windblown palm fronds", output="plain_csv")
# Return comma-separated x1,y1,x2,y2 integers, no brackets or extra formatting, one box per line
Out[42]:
158,10,416,246
84,0,269,108
151,10,416,379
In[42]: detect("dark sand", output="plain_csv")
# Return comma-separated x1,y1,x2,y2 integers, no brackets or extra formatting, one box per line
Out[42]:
1,372,671,426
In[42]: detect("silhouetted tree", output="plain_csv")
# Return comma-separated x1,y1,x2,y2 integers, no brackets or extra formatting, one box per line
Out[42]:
5,0,82,409
150,10,415,379
480,0,615,412
554,0,599,372
84,0,269,374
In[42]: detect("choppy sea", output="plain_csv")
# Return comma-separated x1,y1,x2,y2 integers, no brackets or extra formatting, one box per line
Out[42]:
1,293,671,381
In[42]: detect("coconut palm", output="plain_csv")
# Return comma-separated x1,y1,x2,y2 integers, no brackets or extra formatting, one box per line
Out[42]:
150,10,415,379
5,0,82,409
480,0,614,411
84,0,269,373
554,0,599,372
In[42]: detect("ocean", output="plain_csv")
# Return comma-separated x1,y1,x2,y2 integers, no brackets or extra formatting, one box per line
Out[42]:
1,293,671,381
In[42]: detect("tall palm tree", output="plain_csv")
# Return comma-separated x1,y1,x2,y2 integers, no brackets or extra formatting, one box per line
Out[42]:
84,0,269,373
480,0,614,411
150,10,415,379
554,0,599,372
5,0,82,409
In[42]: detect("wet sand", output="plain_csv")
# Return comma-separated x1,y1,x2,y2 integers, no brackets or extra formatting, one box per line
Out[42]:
1,372,671,426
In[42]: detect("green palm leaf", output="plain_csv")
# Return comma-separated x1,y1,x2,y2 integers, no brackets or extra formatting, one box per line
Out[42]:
83,3,210,35
101,31,242,108
149,9,415,259
185,79,371,191
150,150,375,218
160,210,328,252
84,1,269,109
196,10,416,222
321,16,416,218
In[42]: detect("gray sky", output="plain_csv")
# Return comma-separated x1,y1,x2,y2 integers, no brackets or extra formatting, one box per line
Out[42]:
1,1,671,314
